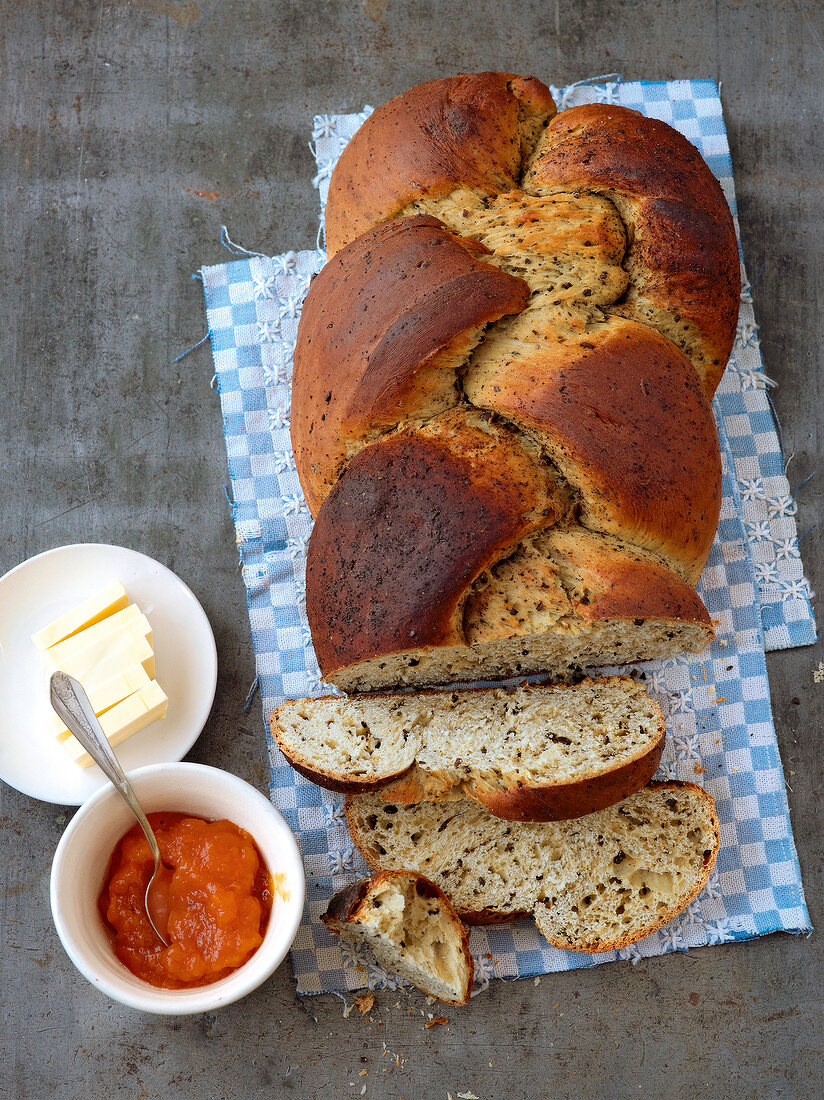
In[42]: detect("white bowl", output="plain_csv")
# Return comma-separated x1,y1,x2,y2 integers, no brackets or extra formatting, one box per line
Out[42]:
50,763,305,1014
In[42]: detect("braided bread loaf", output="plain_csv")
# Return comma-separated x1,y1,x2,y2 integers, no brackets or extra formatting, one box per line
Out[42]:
292,73,738,693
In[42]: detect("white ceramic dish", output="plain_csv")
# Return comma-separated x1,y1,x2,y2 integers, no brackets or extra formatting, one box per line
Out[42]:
50,762,305,1014
0,543,217,805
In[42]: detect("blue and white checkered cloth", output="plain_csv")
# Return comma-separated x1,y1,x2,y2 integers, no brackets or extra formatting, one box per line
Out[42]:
201,79,816,996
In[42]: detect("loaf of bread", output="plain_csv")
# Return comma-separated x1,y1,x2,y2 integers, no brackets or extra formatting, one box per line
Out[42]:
291,73,737,692
272,676,665,821
346,782,719,952
322,871,473,1005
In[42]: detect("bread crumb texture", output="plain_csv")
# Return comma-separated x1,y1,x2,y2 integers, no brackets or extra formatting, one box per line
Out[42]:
346,782,719,952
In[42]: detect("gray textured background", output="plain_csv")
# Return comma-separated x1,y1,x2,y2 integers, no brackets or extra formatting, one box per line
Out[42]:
1,1,822,1097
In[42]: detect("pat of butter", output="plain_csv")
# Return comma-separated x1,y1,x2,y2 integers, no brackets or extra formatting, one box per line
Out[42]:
50,663,152,737
44,604,150,668
61,680,168,767
66,633,156,687
31,581,130,651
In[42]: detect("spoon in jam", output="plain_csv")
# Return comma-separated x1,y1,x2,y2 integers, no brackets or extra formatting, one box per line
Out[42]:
50,671,173,946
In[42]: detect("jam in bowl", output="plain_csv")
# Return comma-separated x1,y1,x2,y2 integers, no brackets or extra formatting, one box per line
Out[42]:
50,762,305,1014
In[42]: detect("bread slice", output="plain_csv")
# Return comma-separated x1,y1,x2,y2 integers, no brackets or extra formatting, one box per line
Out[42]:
272,677,665,822
345,782,719,952
322,871,473,1005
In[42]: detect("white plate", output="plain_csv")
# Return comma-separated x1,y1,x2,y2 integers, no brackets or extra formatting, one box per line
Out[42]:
0,544,217,805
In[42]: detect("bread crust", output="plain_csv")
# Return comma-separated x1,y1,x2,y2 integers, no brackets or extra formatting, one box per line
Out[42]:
306,410,562,678
296,76,734,690
325,73,557,255
525,104,738,395
471,729,664,822
321,870,473,1005
465,316,722,584
544,527,714,628
272,677,666,820
344,780,721,950
292,215,530,516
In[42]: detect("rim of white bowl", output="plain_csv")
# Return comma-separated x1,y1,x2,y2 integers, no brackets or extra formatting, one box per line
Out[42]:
50,762,305,1014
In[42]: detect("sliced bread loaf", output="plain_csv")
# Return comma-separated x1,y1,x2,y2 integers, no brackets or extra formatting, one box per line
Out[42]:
272,677,665,822
322,871,473,1005
345,781,719,952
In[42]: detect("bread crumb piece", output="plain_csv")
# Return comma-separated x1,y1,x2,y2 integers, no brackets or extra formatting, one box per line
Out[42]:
457,1093,480,1099
426,1017,448,1028
355,992,375,1015
534,977,540,985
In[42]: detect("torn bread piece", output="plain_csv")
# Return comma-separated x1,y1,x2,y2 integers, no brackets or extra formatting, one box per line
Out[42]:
272,677,665,822
322,871,473,1005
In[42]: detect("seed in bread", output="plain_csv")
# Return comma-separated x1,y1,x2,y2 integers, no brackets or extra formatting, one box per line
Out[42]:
322,871,473,1005
345,781,719,952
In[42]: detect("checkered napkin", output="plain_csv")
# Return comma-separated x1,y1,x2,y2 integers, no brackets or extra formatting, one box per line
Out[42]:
201,79,816,996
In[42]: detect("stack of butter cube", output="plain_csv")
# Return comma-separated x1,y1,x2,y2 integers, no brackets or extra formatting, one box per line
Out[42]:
33,581,168,767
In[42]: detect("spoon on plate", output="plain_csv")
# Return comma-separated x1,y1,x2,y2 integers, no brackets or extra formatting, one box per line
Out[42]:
49,671,173,946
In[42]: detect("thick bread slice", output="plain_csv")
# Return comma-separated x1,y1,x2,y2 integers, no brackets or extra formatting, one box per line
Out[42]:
322,871,473,1005
345,782,719,952
272,677,666,822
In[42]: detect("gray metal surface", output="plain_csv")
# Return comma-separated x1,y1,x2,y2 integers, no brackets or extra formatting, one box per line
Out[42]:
1,1,822,1097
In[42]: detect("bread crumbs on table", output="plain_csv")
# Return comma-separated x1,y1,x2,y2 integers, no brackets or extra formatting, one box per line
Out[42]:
425,1017,448,1028
355,992,375,1015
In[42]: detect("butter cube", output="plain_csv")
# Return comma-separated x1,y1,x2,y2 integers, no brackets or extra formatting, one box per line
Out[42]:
31,581,130,651
67,633,156,687
50,663,152,738
44,604,150,668
61,680,168,767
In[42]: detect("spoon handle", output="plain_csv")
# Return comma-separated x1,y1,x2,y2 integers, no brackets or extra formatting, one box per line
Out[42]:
49,671,163,868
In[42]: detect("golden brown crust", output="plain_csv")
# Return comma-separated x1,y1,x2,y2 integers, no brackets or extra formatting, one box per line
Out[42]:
545,527,714,629
535,781,720,952
291,215,530,516
525,104,739,395
466,316,721,583
298,78,733,689
325,73,557,256
306,410,562,678
473,730,665,822
321,870,473,1005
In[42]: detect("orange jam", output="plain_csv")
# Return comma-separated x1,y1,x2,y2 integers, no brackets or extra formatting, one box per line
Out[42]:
99,812,273,989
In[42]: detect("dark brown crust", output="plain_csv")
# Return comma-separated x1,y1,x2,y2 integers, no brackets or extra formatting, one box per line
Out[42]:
325,73,556,255
321,870,473,1005
525,104,739,395
467,318,721,584
306,412,558,679
272,677,666,821
291,215,530,516
344,781,721,949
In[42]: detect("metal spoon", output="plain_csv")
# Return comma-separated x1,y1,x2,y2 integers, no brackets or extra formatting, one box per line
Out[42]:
50,671,173,946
